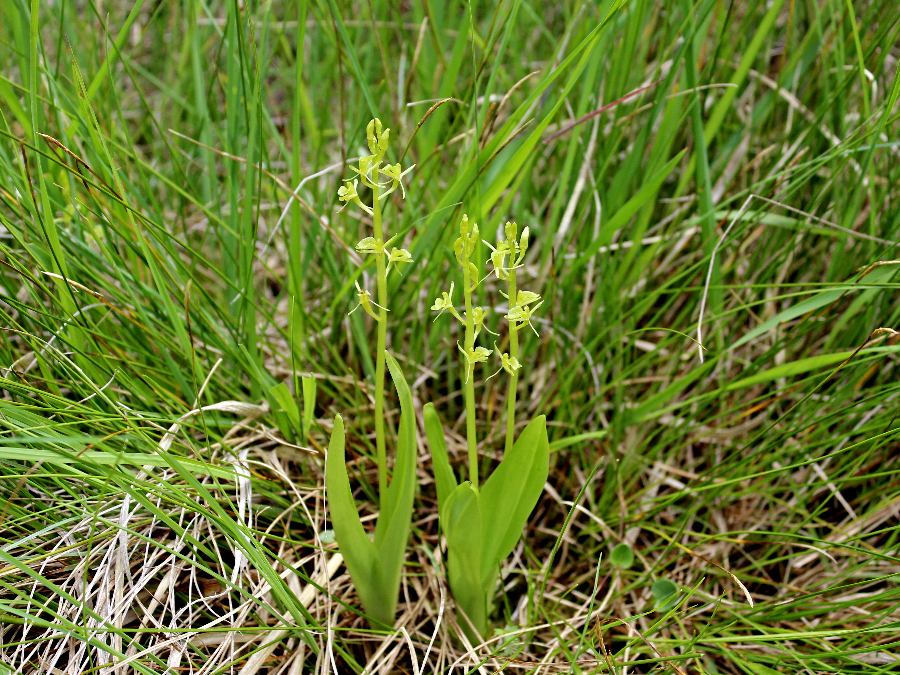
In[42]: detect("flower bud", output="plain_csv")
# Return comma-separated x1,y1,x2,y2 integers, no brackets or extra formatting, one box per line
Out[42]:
366,118,382,154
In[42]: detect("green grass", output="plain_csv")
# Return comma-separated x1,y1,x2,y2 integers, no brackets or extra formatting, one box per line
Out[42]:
0,0,898,672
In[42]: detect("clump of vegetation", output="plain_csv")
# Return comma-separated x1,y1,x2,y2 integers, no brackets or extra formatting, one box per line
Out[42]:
326,119,416,627
327,121,550,638
425,215,549,638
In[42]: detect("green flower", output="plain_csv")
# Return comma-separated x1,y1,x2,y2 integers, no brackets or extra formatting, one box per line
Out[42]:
379,162,415,199
352,154,378,187
458,342,492,382
387,247,413,275
431,282,461,321
484,239,513,280
506,299,543,336
349,282,387,321
499,350,521,375
355,236,383,255
485,221,529,279
468,306,497,338
501,289,542,310
388,247,412,264
514,289,541,306
337,179,372,215
487,345,523,380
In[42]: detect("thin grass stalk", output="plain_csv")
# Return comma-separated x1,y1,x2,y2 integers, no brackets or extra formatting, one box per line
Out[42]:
682,0,720,350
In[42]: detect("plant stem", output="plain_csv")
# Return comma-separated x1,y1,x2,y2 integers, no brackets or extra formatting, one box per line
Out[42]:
505,270,519,454
462,259,479,489
372,179,388,497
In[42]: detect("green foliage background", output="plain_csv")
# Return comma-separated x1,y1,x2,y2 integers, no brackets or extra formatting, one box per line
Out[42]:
0,1,897,672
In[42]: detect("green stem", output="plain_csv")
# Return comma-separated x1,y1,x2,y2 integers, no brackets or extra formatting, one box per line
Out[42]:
462,259,479,489
505,270,519,455
372,179,388,497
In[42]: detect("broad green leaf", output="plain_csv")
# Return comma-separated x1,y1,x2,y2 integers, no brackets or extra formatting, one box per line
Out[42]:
324,353,418,628
371,352,418,625
651,578,679,611
424,402,457,512
610,543,634,569
324,415,379,619
479,415,549,583
443,482,487,638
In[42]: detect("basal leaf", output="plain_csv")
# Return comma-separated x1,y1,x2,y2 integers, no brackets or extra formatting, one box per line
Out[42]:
479,415,549,583
651,578,679,611
370,352,418,624
324,415,379,617
443,482,487,638
424,402,457,513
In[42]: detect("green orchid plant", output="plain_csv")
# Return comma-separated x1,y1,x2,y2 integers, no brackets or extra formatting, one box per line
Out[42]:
326,119,417,627
425,216,550,640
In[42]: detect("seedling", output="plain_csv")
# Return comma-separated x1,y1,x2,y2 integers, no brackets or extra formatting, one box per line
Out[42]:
325,119,416,628
425,216,550,639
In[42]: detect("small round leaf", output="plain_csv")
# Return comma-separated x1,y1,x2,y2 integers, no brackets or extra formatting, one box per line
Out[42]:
651,578,678,610
610,543,634,569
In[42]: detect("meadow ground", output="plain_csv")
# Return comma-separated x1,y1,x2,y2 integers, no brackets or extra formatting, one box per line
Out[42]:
0,1,898,673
